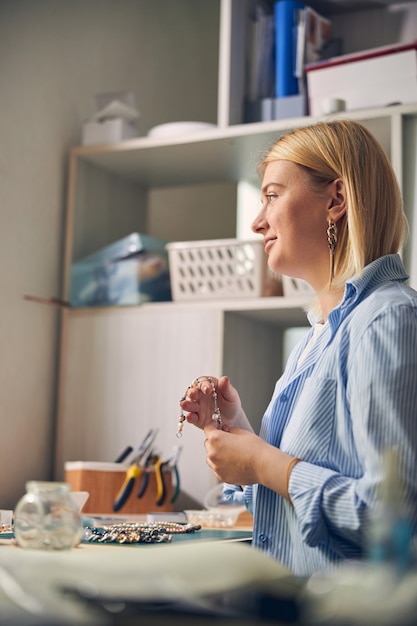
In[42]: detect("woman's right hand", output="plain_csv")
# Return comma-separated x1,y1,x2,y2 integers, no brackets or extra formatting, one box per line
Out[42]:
179,375,246,431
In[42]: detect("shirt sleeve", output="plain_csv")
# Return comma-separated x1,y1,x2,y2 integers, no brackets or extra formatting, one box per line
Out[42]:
223,483,254,514
288,303,417,552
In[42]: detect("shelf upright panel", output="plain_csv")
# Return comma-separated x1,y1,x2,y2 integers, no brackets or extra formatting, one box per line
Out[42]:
390,111,404,184
217,0,249,127
402,111,417,290
63,151,79,301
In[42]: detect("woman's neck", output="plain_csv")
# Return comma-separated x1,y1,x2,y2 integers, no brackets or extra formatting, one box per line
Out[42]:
317,287,345,322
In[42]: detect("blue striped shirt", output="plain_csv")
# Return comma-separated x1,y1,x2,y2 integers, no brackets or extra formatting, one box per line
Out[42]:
226,254,417,576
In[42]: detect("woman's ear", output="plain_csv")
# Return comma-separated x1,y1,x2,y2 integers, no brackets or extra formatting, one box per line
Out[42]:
328,178,346,223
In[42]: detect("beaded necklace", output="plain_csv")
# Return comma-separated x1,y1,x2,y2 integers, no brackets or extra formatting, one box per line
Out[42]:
177,376,222,438
84,521,201,544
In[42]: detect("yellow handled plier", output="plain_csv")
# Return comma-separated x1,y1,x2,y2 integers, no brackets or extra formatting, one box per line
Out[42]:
113,428,158,512
154,455,168,506
154,446,182,506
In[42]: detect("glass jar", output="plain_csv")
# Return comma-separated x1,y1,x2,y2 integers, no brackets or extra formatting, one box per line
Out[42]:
14,481,83,550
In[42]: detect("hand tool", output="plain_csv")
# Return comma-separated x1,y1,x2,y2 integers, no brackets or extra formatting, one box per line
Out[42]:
137,450,154,499
113,429,158,512
153,454,168,507
167,446,182,504
114,445,133,464
154,446,182,506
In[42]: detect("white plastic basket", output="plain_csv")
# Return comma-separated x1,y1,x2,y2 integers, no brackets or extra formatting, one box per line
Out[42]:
282,275,314,298
166,238,271,301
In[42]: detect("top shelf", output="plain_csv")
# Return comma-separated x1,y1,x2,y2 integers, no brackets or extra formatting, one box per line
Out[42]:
71,104,417,188
308,0,416,13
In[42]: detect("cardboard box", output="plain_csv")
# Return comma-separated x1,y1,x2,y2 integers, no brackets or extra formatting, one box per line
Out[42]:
65,461,174,515
306,42,417,116
82,118,138,145
69,233,172,308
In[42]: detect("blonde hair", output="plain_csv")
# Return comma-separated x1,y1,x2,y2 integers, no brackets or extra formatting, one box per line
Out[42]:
258,120,408,287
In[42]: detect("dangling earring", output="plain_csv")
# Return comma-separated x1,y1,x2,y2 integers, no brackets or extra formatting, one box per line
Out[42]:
327,220,337,285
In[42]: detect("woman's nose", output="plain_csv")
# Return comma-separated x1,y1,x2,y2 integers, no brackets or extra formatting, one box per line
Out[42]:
251,206,267,234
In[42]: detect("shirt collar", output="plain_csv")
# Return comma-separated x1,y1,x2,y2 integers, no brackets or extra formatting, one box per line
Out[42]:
307,254,408,327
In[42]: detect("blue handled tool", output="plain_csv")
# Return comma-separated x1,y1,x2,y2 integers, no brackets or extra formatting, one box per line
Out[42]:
113,429,158,512
137,450,154,499
114,445,133,464
167,446,182,504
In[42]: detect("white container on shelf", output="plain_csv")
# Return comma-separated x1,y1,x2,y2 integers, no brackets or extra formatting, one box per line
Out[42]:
82,118,138,146
282,275,314,298
306,42,417,116
166,238,282,301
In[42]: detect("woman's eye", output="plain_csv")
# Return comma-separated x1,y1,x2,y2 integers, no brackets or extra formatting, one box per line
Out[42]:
265,193,277,204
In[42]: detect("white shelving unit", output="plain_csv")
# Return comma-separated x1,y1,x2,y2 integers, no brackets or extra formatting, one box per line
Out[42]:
54,0,417,508
66,105,408,186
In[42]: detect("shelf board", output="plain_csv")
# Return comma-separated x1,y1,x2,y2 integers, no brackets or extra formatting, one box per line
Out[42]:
310,0,414,13
65,296,311,327
253,0,417,16
72,104,417,188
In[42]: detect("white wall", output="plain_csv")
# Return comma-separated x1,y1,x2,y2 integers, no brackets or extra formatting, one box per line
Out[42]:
0,0,219,508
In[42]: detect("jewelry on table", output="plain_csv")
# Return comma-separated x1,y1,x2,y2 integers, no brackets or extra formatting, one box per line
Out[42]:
0,524,13,534
84,521,201,544
177,376,222,438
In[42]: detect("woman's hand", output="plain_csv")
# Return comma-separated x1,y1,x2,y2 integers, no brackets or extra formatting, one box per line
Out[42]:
203,422,298,500
180,375,247,431
203,423,263,485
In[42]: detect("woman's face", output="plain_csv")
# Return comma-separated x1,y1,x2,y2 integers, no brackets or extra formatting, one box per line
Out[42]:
252,159,335,291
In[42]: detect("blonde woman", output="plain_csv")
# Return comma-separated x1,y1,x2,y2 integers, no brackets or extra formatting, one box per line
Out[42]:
180,120,416,576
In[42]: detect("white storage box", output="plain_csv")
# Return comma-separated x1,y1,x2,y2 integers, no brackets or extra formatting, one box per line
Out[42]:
82,118,138,145
166,238,282,301
306,42,417,116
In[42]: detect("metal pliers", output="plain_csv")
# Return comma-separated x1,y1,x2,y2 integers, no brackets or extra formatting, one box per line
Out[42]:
136,451,168,506
137,450,155,499
167,446,182,504
154,446,182,506
153,454,169,506
113,428,158,512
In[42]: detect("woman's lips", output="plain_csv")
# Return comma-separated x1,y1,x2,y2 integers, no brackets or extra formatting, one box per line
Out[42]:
264,238,276,253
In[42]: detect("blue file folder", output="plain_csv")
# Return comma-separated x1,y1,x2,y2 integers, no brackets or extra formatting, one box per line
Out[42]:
274,0,305,98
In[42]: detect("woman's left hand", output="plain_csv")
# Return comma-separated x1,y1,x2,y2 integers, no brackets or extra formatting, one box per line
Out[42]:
203,423,266,485
203,423,297,499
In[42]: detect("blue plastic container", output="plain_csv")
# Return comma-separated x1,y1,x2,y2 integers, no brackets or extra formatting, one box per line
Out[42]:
69,233,172,307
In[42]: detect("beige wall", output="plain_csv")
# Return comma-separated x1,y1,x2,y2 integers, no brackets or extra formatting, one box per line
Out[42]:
2,0,417,510
0,0,219,508
331,2,417,54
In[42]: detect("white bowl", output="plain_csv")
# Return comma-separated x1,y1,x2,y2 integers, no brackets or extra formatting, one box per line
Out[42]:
147,121,217,139
184,507,242,528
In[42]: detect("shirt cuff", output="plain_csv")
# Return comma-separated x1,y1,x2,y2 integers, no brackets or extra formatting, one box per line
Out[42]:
288,461,338,546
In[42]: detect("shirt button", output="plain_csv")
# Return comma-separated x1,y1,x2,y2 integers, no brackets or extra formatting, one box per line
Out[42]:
280,394,288,402
258,534,267,543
